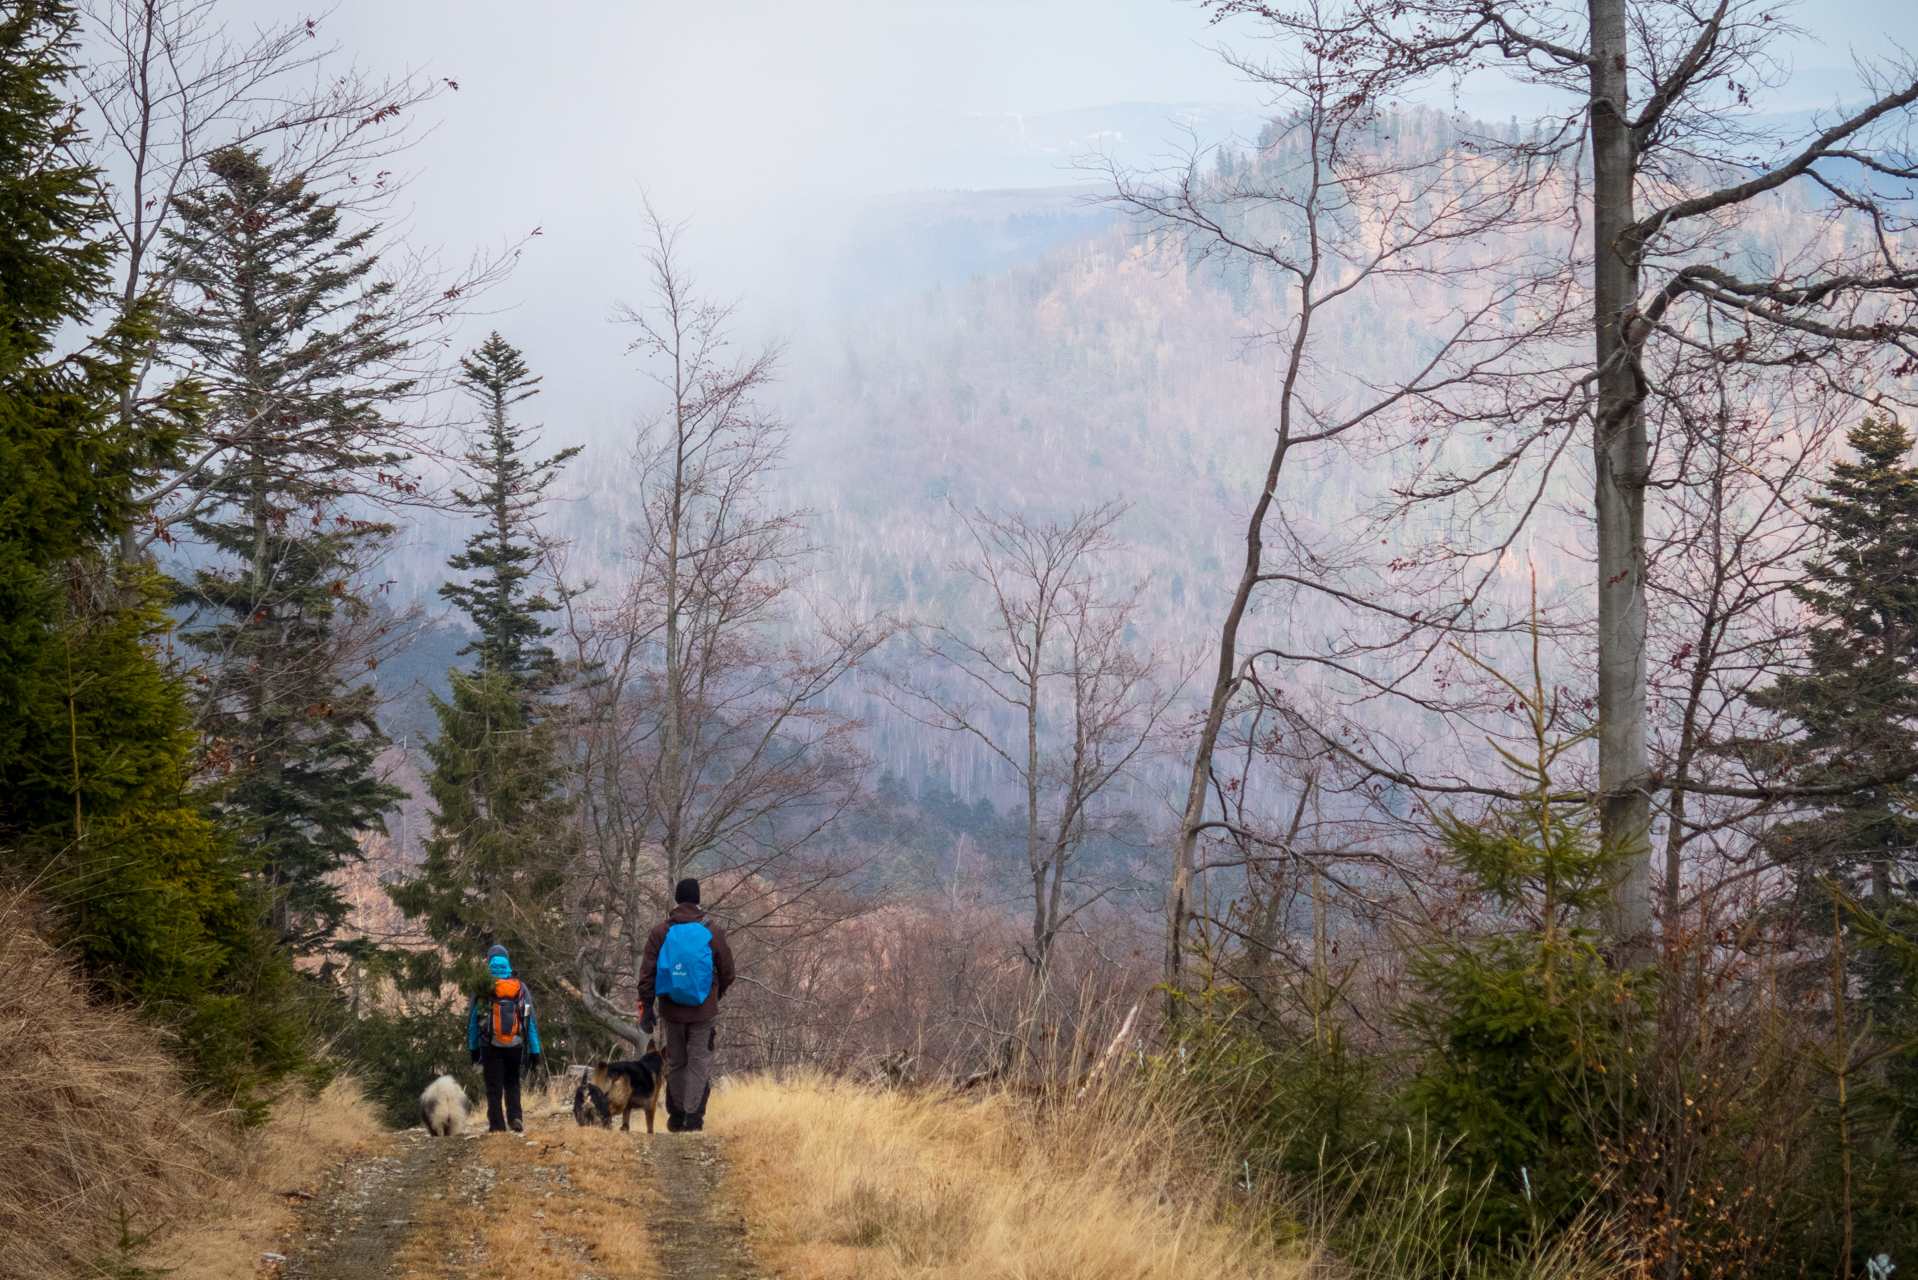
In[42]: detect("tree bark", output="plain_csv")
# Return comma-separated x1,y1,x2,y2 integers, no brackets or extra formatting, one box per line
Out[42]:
570,960,649,1049
1167,433,1292,1001
1589,0,1654,958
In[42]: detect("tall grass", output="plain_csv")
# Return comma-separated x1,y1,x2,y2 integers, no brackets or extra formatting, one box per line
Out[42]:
709,1056,1619,1280
1,887,231,1278
714,1068,1305,1280
1,885,387,1279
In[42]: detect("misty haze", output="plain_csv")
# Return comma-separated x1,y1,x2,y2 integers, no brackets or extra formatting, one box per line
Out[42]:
6,1,1918,1277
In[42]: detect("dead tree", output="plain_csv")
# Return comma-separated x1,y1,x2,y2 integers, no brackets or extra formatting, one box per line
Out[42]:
885,502,1180,980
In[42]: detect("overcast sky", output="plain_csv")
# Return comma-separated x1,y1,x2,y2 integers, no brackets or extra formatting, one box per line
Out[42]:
221,0,1918,440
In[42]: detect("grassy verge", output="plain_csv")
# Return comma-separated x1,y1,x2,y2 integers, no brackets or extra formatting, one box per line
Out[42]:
711,1070,1310,1280
3,890,234,1278
156,1076,385,1280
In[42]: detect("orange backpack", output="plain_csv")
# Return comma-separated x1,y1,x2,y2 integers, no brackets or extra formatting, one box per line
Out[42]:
488,978,527,1047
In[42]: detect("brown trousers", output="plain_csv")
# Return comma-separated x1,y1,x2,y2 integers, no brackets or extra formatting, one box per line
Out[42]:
661,1017,716,1117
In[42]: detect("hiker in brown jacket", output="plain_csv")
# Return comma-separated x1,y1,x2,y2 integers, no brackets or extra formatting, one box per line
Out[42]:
637,878,736,1132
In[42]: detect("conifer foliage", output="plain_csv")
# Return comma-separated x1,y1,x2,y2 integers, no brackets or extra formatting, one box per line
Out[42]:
1397,654,1643,1246
440,332,579,687
387,666,575,987
0,0,320,1120
0,0,158,741
388,333,577,987
1753,414,1918,897
0,0,221,977
1750,416,1918,1270
163,145,410,951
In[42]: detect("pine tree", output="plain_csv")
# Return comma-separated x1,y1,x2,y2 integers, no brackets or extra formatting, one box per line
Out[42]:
439,332,579,688
163,146,409,951
1752,414,1918,908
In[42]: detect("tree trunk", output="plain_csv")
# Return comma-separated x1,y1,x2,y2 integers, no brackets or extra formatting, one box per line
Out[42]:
1166,454,1287,1002
1590,0,1654,958
575,957,649,1049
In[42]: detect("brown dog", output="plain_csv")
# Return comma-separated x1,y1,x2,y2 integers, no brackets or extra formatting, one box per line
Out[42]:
586,1049,667,1132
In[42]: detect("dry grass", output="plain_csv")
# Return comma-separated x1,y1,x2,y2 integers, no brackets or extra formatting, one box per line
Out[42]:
1,888,234,1279
0,883,389,1279
711,1071,1314,1280
155,1076,385,1280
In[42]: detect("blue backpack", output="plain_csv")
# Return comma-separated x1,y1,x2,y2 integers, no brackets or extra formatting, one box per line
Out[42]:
656,922,714,1006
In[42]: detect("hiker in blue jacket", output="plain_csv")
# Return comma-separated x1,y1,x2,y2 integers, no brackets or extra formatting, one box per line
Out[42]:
468,943,542,1133
637,879,736,1132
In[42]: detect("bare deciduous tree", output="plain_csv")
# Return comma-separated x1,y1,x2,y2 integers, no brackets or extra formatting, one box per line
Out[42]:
557,209,890,1045
886,502,1180,979
1206,0,1918,957
1100,20,1572,994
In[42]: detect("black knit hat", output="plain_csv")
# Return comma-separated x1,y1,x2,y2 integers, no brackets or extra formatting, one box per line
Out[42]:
674,877,700,905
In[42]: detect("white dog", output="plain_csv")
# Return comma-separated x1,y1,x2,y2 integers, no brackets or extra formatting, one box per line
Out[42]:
419,1072,469,1136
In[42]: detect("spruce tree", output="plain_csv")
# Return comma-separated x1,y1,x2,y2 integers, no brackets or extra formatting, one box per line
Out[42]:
386,667,575,983
1752,414,1918,907
163,146,409,951
1751,413,1918,1280
439,332,579,688
389,333,577,1000
0,0,147,750
0,0,217,965
0,2,323,1118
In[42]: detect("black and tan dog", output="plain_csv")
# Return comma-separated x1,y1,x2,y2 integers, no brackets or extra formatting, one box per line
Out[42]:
571,1080,611,1127
572,1049,667,1132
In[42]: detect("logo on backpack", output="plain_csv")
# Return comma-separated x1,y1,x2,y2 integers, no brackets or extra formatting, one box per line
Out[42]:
489,977,527,1047
656,922,714,1006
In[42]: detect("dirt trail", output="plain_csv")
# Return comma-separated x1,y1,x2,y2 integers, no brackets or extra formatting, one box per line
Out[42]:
279,1111,759,1280
286,1129,466,1280
639,1133,758,1280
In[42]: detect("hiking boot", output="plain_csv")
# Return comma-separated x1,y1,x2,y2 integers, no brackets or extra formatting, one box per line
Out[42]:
685,1113,704,1132
508,1119,524,1133
666,1112,684,1133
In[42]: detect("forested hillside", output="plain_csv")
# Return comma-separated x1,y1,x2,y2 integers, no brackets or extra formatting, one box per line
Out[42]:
7,0,1918,1276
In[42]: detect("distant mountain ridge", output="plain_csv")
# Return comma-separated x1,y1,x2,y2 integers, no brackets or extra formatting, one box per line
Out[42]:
380,107,1892,804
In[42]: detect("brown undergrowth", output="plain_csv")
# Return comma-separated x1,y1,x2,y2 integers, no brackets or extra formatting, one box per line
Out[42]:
0,885,388,1279
2,889,233,1279
711,1070,1313,1280
155,1077,385,1280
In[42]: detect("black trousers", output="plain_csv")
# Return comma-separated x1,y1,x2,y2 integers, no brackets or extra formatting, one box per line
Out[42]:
479,1043,522,1131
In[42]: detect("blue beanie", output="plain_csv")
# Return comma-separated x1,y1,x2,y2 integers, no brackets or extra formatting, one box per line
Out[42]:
486,944,511,979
